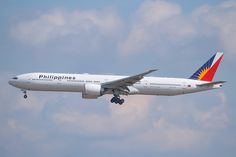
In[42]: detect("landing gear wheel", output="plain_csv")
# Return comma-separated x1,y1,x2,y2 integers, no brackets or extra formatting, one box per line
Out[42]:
110,97,115,103
120,99,124,105
114,97,119,104
22,90,27,99
118,99,124,105
110,96,125,105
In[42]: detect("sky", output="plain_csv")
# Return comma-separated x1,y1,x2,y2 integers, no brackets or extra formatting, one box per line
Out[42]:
0,0,236,157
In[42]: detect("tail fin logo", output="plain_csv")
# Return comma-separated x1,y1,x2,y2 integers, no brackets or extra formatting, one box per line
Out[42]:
190,52,223,82
198,67,210,80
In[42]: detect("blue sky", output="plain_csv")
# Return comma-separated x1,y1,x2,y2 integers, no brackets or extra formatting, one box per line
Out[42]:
1,0,236,157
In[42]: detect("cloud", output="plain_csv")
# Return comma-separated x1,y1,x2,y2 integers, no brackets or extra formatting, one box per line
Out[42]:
0,73,49,156
119,0,236,57
193,92,229,130
9,1,236,59
193,1,236,57
90,93,229,152
48,91,229,153
15,94,47,112
10,8,123,54
52,96,153,136
119,0,196,55
133,122,207,151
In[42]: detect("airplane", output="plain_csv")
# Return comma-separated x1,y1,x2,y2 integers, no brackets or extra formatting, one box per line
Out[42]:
9,52,225,105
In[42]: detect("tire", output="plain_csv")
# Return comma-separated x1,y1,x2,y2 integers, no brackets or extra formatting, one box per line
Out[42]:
119,99,124,105
24,95,27,99
110,97,115,103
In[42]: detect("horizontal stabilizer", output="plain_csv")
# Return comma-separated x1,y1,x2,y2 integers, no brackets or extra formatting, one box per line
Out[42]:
197,81,226,87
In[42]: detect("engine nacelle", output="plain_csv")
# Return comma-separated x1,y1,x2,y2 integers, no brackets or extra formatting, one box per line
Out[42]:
82,83,102,99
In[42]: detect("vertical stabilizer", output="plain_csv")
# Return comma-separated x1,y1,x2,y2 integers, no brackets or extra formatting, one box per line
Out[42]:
189,52,223,82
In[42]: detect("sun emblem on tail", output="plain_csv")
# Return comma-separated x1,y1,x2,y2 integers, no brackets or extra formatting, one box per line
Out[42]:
198,67,210,80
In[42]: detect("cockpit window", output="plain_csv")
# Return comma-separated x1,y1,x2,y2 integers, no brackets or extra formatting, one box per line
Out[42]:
12,77,18,80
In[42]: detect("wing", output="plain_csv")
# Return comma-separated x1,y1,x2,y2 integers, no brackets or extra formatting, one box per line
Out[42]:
101,69,157,94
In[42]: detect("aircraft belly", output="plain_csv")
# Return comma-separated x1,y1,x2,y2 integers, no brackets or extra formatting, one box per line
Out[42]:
23,81,84,92
137,86,184,96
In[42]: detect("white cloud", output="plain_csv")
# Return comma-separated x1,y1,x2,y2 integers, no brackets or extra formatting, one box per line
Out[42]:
153,93,228,151
52,96,153,136
9,1,236,58
193,92,229,130
119,0,196,55
89,93,229,152
0,73,54,140
15,94,47,112
10,8,123,49
49,92,230,153
119,0,236,57
6,119,46,141
193,1,236,57
132,123,207,151
0,73,45,113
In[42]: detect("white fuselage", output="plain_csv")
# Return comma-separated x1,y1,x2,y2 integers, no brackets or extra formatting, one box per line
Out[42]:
8,72,221,97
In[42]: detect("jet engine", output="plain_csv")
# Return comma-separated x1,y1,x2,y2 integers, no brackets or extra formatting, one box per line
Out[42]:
82,83,102,99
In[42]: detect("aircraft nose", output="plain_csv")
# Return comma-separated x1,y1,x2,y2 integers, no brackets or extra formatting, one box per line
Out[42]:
8,80,15,86
8,77,18,86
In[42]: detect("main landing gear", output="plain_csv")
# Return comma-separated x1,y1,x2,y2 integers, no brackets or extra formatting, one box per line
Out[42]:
110,96,124,105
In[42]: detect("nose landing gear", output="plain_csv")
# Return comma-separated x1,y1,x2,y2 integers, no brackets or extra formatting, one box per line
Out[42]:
22,90,27,99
